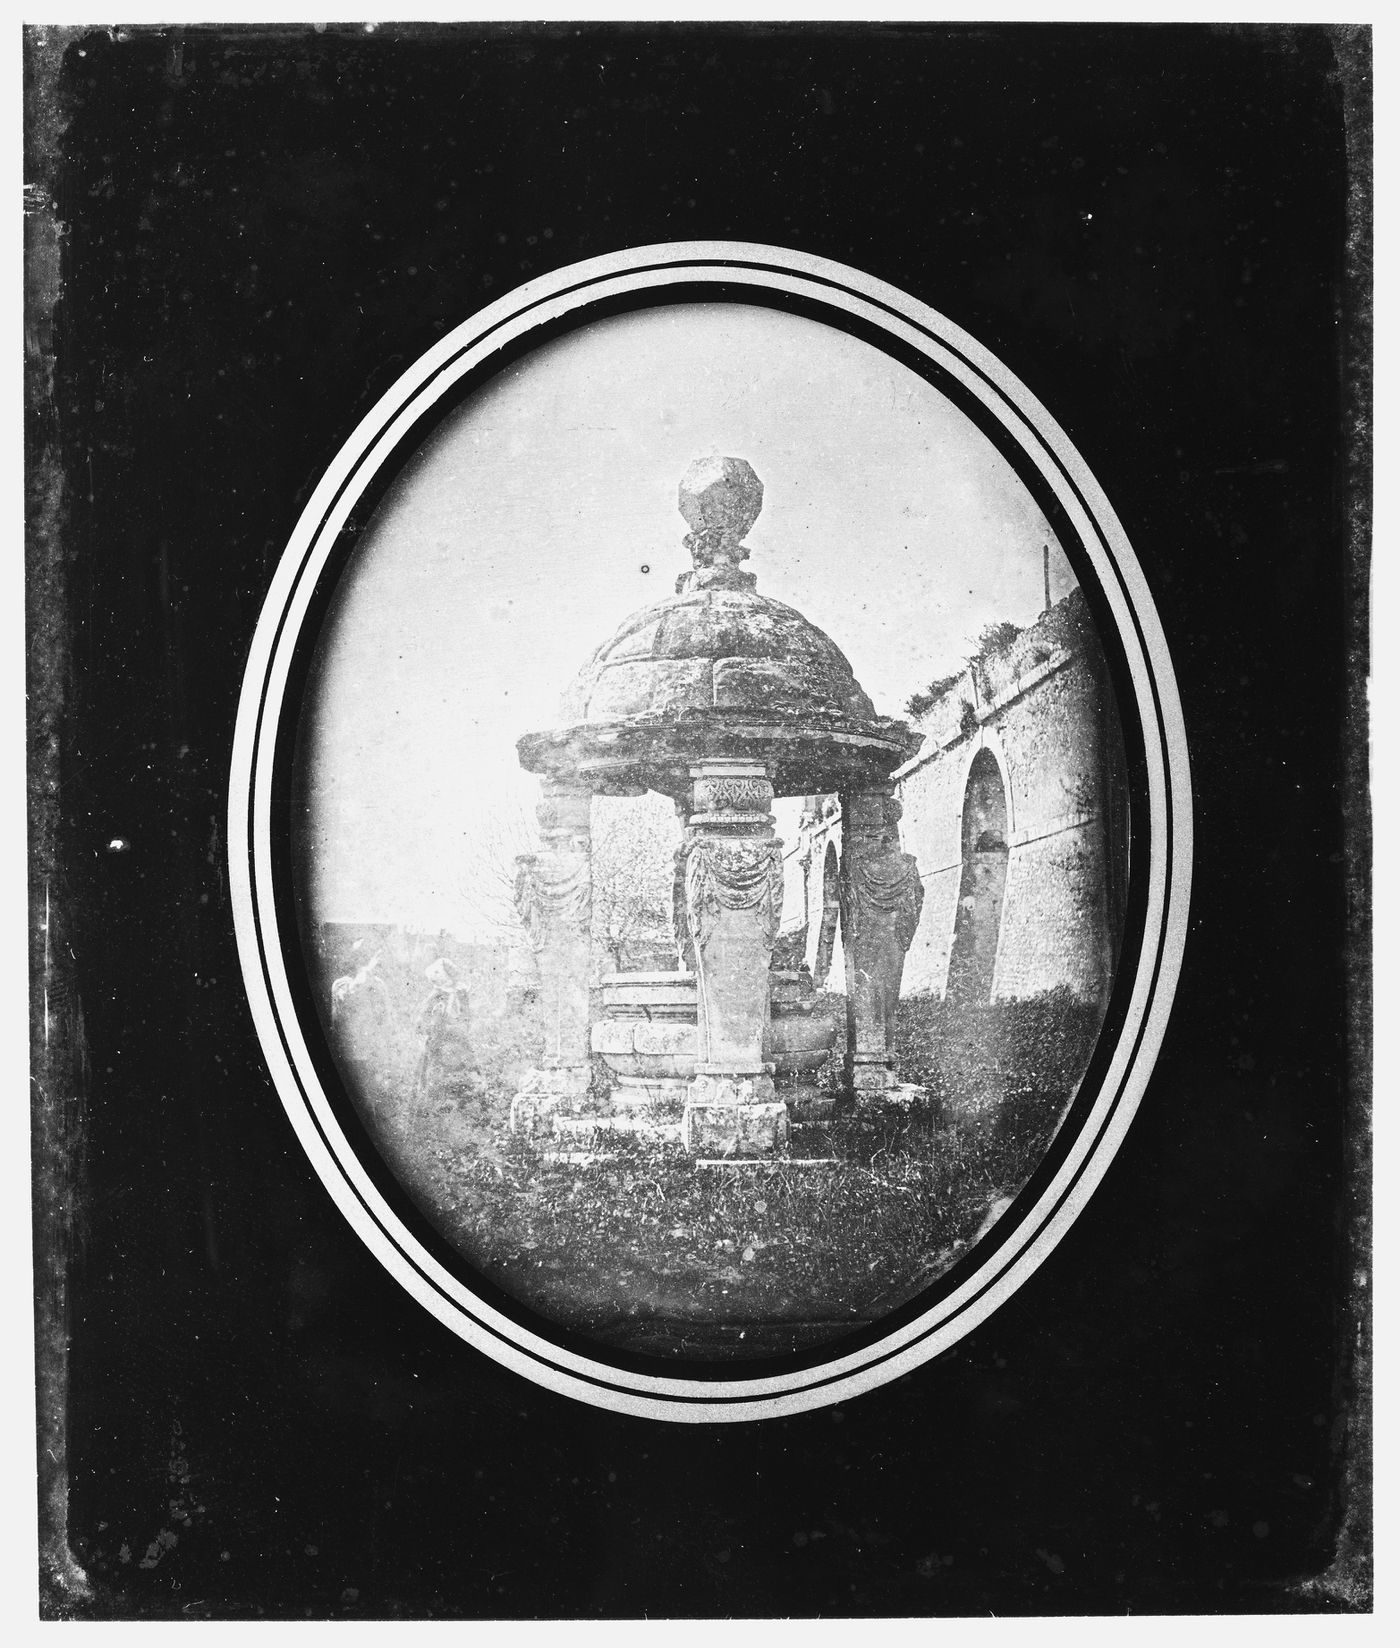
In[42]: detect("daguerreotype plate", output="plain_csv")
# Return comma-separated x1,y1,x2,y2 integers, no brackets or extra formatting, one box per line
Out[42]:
229,243,1191,1420
31,22,1368,1619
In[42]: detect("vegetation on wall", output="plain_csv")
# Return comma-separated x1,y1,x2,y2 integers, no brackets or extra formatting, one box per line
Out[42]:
975,619,1022,658
905,667,967,721
904,619,1023,720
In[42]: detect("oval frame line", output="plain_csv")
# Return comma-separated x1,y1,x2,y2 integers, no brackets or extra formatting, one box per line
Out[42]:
228,241,1193,1423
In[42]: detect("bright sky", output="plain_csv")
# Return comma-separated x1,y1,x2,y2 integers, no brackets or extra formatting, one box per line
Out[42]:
296,301,1075,935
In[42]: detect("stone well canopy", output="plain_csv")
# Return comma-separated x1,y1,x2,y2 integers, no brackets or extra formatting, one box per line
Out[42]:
516,456,923,799
510,457,931,1152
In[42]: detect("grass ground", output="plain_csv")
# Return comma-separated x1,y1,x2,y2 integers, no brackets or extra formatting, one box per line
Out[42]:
335,978,1101,1361
369,1091,1067,1360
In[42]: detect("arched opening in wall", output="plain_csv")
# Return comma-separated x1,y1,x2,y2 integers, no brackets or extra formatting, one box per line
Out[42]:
946,748,1010,1003
813,841,840,989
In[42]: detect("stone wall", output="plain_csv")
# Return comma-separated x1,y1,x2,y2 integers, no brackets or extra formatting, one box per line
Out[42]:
792,588,1125,1006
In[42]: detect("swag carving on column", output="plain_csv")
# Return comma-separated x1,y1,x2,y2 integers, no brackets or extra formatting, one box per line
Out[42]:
840,790,925,1097
670,839,697,973
840,812,925,952
833,830,922,949
683,836,785,953
507,781,594,1134
513,852,591,953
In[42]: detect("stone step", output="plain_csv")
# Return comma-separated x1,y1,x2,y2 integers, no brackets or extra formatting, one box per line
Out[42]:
551,1113,685,1144
694,1157,839,1171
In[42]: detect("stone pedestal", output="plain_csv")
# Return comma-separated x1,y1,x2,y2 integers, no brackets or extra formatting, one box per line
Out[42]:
679,761,786,1154
589,967,841,1134
683,1090,790,1156
840,787,925,1098
509,779,594,1136
510,1065,593,1137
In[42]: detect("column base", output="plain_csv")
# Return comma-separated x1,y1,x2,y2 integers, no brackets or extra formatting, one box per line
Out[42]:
683,1072,786,1156
682,1100,789,1157
845,1051,898,1097
553,1112,685,1146
784,1082,838,1122
509,1065,593,1136
863,1081,934,1111
690,1069,775,1103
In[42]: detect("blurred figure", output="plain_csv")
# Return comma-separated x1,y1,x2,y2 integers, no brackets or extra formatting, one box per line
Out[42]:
414,956,483,1111
329,951,386,1025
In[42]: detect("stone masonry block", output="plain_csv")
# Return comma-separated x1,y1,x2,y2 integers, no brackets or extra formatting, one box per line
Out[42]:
682,1100,789,1157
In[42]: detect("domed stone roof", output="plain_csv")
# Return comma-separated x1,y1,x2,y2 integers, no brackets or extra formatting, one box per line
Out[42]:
518,456,922,798
560,584,877,724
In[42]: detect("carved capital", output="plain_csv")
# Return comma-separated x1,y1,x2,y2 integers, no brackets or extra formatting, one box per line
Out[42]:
535,781,592,845
691,774,774,816
687,762,774,823
843,786,900,842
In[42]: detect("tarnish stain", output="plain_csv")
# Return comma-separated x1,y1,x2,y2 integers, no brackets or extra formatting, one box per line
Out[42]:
27,22,94,1616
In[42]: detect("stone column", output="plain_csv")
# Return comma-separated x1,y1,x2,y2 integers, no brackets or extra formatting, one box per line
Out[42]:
840,787,925,1099
509,778,594,1135
679,761,789,1156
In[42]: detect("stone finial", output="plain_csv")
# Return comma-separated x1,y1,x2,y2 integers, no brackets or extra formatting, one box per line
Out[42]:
679,455,764,540
676,456,764,592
